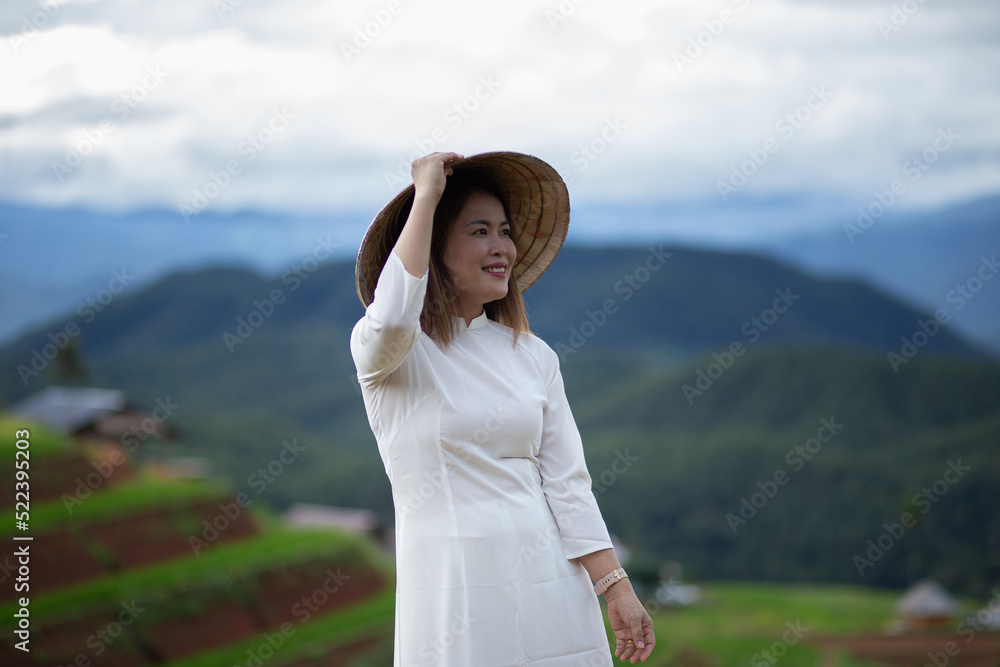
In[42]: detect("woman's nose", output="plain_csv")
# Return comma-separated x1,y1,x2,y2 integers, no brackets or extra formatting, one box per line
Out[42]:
489,234,508,255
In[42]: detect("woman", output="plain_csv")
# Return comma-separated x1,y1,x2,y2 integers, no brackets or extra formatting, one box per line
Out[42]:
351,151,655,666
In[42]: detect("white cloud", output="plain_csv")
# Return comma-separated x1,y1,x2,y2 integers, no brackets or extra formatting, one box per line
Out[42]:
0,0,997,237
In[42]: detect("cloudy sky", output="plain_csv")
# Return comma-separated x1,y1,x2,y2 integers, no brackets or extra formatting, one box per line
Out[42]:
1,0,999,243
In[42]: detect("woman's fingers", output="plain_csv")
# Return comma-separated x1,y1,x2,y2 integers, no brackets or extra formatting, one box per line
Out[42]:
439,152,463,175
412,152,463,171
638,622,656,660
410,152,464,198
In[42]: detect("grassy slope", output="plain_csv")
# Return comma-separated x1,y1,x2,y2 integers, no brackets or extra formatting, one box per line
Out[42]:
171,582,905,667
626,583,900,667
0,418,396,664
0,416,68,457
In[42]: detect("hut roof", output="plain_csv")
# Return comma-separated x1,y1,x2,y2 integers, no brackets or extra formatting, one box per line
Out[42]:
284,503,381,533
9,386,126,432
8,386,177,441
895,580,959,618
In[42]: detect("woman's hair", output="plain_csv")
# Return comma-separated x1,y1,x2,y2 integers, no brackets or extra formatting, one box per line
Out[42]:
416,169,531,347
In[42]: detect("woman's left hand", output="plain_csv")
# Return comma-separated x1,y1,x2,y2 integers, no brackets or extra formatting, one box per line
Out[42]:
605,584,656,663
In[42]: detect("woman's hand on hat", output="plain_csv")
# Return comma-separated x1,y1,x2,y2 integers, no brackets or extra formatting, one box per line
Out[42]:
393,152,464,278
411,152,464,204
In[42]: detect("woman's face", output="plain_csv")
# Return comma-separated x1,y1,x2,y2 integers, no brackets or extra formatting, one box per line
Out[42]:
442,190,517,322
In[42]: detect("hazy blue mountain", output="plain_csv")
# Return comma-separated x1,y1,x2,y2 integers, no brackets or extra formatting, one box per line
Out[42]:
0,202,361,343
745,195,1000,353
0,242,984,404
2,195,997,353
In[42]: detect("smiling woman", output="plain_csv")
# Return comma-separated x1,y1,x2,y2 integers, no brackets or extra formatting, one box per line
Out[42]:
440,189,515,321
420,168,528,345
350,151,656,666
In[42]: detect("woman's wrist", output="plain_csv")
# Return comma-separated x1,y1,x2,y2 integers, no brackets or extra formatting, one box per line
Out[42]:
412,188,442,211
603,576,634,602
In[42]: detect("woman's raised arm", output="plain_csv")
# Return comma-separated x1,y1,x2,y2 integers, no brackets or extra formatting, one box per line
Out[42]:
393,152,464,278
350,152,464,387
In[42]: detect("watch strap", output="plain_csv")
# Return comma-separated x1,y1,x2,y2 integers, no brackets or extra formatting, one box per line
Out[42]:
593,567,627,595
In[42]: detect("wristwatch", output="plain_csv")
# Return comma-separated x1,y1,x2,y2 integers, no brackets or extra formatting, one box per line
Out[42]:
593,567,628,596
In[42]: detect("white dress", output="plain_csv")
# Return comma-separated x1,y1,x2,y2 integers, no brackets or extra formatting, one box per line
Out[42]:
351,249,616,667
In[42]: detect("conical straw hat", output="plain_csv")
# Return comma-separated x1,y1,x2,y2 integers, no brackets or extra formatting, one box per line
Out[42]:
355,151,570,307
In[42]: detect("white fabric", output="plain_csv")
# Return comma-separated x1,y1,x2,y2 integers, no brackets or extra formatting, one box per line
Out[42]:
351,249,615,667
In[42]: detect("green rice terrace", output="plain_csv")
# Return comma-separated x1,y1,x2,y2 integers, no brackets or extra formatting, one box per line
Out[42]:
2,416,998,666
0,417,395,666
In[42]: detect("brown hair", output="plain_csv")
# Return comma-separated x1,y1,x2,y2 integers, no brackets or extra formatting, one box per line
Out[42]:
416,169,531,347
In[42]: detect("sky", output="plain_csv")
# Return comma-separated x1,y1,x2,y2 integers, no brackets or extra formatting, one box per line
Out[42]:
1,0,999,245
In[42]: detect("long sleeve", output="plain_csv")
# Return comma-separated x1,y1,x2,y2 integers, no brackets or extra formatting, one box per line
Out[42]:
350,249,428,388
537,347,615,560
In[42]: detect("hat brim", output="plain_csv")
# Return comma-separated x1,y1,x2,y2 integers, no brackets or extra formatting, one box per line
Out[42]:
355,151,570,307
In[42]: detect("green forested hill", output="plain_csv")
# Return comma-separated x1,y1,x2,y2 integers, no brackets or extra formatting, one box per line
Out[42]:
1,245,996,596
563,348,1000,597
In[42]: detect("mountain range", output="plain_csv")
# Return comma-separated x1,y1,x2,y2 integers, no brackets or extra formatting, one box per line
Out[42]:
1,193,998,353
2,238,998,596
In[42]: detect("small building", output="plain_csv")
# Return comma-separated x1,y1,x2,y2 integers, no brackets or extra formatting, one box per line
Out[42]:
284,503,390,551
7,386,178,443
6,385,202,480
812,582,1000,665
894,580,960,632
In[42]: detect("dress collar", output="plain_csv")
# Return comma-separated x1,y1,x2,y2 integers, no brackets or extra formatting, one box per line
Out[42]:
456,310,489,331
469,311,489,330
